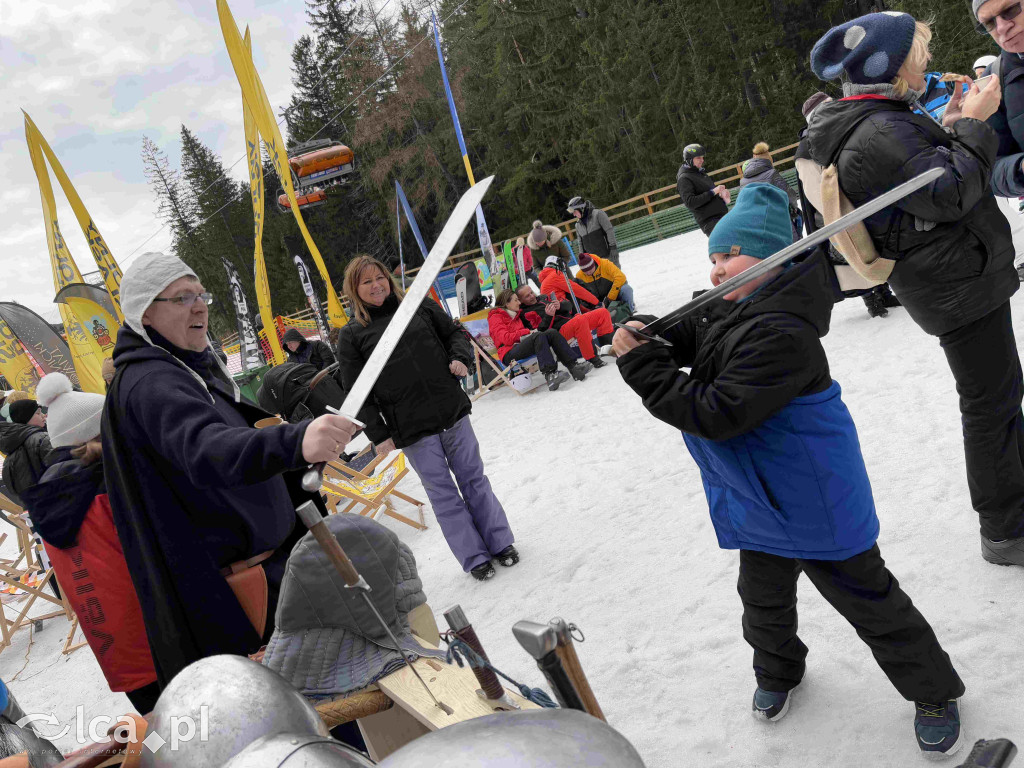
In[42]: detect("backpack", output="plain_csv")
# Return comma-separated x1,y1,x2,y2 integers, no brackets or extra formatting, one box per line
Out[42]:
818,165,896,286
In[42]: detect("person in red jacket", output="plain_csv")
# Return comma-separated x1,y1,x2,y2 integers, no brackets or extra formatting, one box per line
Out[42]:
532,256,615,366
488,290,591,391
19,373,159,714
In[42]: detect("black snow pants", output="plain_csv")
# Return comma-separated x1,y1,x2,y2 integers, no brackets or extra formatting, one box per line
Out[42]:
737,545,964,703
503,330,577,373
699,215,725,237
939,300,1024,540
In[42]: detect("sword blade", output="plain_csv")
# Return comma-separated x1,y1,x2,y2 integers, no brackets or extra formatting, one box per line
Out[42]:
640,167,942,337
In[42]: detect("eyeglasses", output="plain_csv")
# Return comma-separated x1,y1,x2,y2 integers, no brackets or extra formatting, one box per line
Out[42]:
151,292,213,308
977,1,1022,33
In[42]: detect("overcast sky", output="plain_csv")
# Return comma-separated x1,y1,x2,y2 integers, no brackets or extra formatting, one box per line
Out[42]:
0,0,318,322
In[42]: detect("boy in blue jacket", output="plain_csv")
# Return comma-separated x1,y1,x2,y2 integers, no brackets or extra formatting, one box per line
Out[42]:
613,184,965,758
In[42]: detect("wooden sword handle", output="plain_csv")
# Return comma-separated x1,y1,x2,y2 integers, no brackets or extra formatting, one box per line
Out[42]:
550,618,605,722
296,501,362,587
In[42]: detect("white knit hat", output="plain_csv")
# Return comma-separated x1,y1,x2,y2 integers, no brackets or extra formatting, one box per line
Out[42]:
37,373,105,448
120,251,197,344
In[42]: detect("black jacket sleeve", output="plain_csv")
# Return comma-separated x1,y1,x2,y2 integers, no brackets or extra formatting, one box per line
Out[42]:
853,117,998,223
421,300,473,367
335,328,392,444
311,341,336,370
677,174,715,209
616,318,821,441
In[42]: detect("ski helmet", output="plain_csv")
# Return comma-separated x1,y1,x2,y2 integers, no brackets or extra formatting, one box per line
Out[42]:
973,54,997,72
566,196,586,213
683,143,706,165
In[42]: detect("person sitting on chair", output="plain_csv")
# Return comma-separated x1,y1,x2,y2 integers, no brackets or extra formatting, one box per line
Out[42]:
282,328,336,371
574,252,636,314
515,283,612,369
488,289,591,391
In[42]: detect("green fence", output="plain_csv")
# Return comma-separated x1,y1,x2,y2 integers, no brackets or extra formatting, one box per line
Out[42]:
567,168,800,257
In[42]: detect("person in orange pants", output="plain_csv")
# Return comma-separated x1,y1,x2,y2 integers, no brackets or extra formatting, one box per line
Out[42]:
515,284,614,367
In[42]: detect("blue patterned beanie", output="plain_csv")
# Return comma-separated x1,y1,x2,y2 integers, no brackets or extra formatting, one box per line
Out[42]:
811,12,917,84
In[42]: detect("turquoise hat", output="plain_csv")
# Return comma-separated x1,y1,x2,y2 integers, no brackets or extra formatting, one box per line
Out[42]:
708,183,793,260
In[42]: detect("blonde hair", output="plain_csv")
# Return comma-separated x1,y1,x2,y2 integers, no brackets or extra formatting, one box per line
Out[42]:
892,21,933,98
343,256,405,326
752,142,771,159
3,391,31,404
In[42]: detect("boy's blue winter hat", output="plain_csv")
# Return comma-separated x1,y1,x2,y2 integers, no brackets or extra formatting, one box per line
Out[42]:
708,184,792,261
810,12,916,84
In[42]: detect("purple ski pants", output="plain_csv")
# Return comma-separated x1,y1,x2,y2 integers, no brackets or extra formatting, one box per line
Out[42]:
402,416,514,572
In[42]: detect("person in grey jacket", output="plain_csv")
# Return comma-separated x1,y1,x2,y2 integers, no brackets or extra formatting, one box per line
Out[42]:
739,143,800,210
566,197,620,267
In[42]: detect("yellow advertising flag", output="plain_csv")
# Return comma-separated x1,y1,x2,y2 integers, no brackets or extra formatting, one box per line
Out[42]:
24,117,106,394
244,29,285,365
23,112,124,322
218,0,348,328
55,284,121,357
0,316,41,395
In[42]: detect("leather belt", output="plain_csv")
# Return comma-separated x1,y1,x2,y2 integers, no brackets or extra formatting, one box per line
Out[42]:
220,550,274,577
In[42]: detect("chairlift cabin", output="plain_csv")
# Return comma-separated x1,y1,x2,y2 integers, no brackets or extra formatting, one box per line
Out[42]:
276,186,328,214
288,139,355,190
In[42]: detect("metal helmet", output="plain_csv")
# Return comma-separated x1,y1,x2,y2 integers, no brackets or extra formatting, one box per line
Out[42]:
377,710,647,767
221,734,375,768
140,655,329,768
566,196,586,213
683,143,706,165
973,55,997,71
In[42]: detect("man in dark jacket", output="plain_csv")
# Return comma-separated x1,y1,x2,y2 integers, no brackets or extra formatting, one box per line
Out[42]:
0,400,50,506
676,143,730,236
282,327,335,371
807,12,1024,566
102,251,357,690
972,0,1024,197
567,197,620,267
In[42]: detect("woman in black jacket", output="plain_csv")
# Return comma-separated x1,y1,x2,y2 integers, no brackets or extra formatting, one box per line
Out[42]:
336,256,517,581
807,13,1024,566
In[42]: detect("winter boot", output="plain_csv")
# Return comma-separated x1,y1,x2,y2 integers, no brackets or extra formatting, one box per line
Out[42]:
863,291,888,318
914,699,964,758
587,355,607,369
596,333,616,347
495,545,519,567
980,535,1024,566
1017,263,1024,283
544,370,570,391
598,344,616,358
470,561,496,581
877,283,901,308
751,687,794,722
570,361,593,381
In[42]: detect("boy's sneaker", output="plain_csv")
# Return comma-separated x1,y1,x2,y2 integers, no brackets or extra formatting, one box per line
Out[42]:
751,687,793,722
544,370,570,391
915,699,964,758
981,535,1024,566
570,361,592,381
495,545,519,567
470,562,495,581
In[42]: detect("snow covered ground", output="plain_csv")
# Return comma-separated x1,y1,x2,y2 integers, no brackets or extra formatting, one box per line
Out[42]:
2,229,1023,766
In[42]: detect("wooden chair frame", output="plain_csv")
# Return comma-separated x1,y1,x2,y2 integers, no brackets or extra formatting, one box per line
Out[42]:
321,452,427,531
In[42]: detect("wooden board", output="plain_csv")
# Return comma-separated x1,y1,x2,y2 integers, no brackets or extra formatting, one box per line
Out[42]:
374,636,539,731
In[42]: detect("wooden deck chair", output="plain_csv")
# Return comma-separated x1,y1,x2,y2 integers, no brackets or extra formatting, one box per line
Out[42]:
457,309,541,401
320,452,427,531
254,416,385,482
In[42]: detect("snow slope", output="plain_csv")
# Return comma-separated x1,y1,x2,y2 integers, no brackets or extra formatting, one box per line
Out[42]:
3,229,1022,766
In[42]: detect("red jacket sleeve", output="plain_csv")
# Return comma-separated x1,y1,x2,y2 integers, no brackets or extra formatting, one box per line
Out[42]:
488,311,529,349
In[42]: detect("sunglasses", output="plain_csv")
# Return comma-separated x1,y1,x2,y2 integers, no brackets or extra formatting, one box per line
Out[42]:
151,292,213,308
976,1,1023,33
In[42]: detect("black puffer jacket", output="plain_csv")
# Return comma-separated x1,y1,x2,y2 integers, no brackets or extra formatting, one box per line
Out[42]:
282,328,336,371
617,252,833,440
676,163,728,229
0,423,51,507
336,296,473,449
806,97,1017,336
